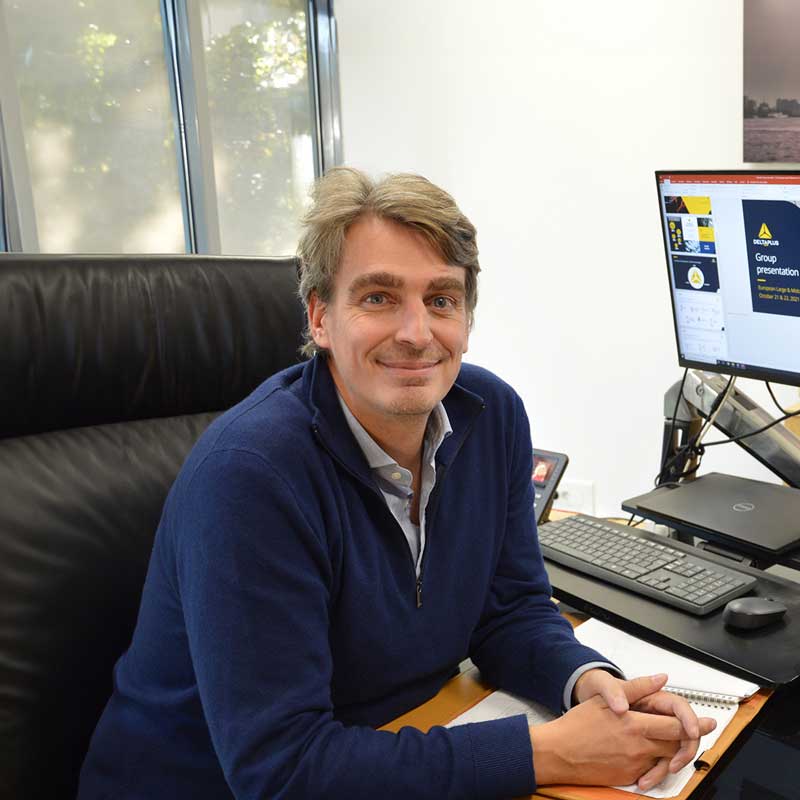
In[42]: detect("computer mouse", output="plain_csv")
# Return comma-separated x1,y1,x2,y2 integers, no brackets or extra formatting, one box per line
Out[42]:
722,596,787,630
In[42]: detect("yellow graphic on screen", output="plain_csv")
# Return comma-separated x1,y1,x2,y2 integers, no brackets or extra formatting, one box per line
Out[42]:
688,266,705,288
758,222,772,239
697,222,714,242
683,196,712,215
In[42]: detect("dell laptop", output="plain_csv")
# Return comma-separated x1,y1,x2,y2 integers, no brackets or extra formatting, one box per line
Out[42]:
623,472,800,556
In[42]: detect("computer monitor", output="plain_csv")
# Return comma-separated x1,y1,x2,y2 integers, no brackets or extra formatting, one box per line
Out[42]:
656,171,800,387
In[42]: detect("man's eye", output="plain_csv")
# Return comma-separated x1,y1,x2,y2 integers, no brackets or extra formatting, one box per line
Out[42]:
364,293,385,305
432,296,454,309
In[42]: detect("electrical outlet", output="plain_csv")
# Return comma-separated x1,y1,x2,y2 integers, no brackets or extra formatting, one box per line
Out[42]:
556,479,596,515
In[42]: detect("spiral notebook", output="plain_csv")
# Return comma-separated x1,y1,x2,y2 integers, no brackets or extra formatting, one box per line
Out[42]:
447,619,764,799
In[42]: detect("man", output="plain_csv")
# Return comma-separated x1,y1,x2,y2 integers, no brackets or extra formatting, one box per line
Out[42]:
79,168,714,799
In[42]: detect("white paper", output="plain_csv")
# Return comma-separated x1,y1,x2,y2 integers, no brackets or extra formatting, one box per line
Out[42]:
574,619,760,701
446,689,556,728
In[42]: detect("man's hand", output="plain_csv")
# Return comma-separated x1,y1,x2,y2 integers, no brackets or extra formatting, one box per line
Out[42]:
573,670,717,788
530,672,717,791
573,667,637,713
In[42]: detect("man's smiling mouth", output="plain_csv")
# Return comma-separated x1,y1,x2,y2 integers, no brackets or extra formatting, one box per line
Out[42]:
378,360,441,370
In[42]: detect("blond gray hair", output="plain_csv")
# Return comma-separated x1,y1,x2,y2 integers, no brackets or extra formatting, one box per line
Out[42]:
296,167,480,357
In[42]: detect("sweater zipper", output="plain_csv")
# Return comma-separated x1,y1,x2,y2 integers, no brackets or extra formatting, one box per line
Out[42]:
414,401,486,610
414,464,447,610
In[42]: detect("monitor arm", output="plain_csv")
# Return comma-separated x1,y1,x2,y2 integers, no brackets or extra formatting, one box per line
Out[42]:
660,370,800,489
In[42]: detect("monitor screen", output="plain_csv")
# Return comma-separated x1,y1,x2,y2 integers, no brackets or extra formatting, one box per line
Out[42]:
656,171,800,386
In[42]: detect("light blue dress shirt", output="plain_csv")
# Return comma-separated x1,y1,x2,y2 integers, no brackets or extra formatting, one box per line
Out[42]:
337,393,451,576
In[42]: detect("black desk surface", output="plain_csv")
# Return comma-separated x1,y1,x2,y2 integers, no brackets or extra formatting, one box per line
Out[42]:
690,681,799,800
545,544,800,685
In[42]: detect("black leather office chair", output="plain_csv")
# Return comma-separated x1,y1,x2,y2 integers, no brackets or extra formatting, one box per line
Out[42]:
0,255,305,799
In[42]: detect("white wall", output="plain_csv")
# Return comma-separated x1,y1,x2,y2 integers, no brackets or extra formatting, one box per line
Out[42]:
334,0,800,515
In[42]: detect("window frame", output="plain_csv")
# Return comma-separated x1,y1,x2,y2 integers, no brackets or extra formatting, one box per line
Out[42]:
0,0,39,252
310,0,343,175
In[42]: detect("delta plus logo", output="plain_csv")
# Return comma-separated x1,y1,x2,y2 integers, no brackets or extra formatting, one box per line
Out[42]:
753,222,780,247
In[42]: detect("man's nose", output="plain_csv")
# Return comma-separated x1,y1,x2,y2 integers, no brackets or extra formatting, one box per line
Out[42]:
395,300,433,348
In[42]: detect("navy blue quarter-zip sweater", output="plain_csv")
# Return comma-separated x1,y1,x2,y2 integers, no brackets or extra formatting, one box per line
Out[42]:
79,356,610,799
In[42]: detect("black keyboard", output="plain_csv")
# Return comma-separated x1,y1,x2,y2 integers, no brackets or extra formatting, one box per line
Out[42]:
539,515,758,616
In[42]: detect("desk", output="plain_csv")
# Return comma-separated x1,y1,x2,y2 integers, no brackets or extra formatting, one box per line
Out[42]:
383,653,796,799
382,511,798,798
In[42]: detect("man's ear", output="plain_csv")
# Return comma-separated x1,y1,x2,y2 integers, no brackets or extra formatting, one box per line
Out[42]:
307,292,330,350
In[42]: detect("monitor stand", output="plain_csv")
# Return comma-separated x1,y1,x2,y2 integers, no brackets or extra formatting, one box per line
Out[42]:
661,371,800,489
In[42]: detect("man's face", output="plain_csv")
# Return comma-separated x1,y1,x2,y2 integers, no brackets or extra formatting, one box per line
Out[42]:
308,215,470,433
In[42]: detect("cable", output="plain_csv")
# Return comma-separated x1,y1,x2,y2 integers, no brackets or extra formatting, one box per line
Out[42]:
660,376,735,482
669,456,704,482
658,368,689,480
694,376,736,447
702,406,800,447
766,381,789,416
654,374,735,486
673,375,735,479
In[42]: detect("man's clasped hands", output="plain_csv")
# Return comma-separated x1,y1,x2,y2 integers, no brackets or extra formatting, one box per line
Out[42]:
530,670,718,791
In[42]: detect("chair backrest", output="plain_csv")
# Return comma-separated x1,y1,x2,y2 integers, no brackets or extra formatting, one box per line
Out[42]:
0,255,306,799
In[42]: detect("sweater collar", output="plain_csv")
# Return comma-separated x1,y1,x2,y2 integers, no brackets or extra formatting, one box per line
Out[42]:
303,354,485,484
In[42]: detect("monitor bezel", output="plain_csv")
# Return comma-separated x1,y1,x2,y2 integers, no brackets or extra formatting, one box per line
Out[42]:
655,169,800,389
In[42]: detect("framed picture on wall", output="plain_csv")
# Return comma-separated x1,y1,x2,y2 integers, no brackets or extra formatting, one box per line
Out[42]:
744,0,800,163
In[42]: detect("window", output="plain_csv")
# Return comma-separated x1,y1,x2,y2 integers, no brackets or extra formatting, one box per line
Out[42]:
199,0,316,255
3,0,185,252
0,0,341,254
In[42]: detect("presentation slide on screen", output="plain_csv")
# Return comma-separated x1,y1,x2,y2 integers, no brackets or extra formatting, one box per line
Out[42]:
664,195,712,215
668,215,716,254
672,255,720,292
742,199,800,318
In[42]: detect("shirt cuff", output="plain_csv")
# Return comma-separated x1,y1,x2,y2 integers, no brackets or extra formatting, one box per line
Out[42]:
562,661,625,711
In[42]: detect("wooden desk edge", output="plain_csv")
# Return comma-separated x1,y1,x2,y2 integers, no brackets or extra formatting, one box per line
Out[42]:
379,666,492,735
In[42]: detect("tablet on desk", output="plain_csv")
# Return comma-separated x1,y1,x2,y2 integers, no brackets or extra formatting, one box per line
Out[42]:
532,449,568,524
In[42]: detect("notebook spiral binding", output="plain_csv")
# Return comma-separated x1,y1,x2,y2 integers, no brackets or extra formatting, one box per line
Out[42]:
668,688,738,709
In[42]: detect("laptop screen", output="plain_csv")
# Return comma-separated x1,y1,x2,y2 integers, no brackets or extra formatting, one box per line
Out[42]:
656,171,800,387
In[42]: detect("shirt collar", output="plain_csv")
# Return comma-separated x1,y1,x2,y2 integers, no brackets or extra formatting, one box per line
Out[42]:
336,391,453,471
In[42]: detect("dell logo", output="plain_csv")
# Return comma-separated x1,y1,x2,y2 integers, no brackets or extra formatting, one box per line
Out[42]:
732,502,755,513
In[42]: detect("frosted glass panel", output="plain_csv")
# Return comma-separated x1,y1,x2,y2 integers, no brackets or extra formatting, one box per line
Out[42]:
200,0,316,255
5,0,185,253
